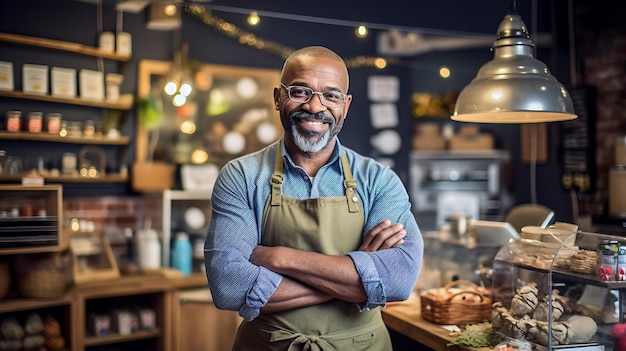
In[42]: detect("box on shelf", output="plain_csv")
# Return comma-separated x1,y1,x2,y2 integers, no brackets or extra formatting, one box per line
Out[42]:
412,123,446,150
99,32,115,52
51,67,76,98
79,69,104,100
116,32,132,56
87,313,111,337
449,125,494,150
23,64,48,95
0,61,14,91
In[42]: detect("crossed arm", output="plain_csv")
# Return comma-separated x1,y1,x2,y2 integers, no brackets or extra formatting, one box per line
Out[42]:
250,219,406,314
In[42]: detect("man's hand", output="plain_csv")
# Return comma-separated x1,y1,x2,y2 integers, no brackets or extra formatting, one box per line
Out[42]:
250,245,282,269
359,219,406,252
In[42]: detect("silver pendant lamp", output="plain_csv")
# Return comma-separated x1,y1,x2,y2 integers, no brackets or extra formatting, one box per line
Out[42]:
451,4,577,123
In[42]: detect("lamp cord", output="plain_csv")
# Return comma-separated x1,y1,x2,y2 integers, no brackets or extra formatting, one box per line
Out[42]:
530,124,538,204
96,0,103,73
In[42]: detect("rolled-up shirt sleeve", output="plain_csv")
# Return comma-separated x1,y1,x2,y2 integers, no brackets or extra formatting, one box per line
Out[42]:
204,157,283,321
348,165,423,309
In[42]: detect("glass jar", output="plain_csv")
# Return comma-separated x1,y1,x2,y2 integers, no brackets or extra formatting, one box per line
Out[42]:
68,121,82,138
83,120,95,138
27,112,42,133
46,113,61,134
6,110,21,132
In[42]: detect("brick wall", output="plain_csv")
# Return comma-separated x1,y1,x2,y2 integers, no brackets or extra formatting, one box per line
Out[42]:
575,3,626,217
63,195,164,261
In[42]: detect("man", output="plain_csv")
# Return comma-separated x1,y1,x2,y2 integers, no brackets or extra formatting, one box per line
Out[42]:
205,46,423,350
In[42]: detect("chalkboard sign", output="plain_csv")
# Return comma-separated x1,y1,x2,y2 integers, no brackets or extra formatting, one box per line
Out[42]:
560,86,596,192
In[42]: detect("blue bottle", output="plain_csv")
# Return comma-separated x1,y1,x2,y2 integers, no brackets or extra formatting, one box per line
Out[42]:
172,232,192,275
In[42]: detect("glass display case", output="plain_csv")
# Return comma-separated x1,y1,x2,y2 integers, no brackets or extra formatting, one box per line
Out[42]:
491,231,625,351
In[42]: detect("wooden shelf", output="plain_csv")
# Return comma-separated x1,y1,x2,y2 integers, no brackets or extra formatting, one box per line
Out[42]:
0,244,68,255
0,131,130,145
84,329,161,346
0,174,128,183
0,90,134,110
0,294,73,314
0,32,131,62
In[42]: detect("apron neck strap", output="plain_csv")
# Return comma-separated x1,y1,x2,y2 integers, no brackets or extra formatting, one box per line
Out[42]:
340,152,360,213
270,143,359,212
270,144,284,206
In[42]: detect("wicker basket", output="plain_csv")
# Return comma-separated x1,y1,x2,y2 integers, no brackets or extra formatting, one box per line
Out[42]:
420,280,492,325
570,249,597,274
14,251,71,299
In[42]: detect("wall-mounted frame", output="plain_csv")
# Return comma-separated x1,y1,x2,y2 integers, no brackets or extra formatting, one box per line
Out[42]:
136,59,282,169
69,231,120,284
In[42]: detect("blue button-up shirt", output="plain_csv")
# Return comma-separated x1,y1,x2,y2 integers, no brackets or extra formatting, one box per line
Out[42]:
204,138,423,321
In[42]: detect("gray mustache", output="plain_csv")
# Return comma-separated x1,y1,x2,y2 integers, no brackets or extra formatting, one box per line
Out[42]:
290,111,334,124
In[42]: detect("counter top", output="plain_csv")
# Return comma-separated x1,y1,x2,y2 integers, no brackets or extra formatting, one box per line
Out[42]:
381,294,492,351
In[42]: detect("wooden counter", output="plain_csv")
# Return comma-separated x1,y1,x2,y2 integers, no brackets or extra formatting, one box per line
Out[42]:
382,294,492,351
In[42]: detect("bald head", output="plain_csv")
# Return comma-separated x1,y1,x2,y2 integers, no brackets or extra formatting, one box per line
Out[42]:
281,46,349,90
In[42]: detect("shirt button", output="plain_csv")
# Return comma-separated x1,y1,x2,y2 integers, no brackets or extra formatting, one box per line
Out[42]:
352,196,358,202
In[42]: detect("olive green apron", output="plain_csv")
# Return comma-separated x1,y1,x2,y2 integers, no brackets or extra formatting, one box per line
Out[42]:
232,145,392,351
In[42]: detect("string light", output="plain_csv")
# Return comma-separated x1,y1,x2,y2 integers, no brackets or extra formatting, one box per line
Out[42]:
355,25,368,38
247,11,260,26
439,66,451,78
186,5,404,69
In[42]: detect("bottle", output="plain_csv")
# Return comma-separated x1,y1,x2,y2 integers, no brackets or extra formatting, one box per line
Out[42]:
136,228,161,270
172,232,192,275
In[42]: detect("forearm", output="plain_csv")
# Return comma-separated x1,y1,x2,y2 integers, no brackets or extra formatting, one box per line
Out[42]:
253,246,367,303
261,276,334,314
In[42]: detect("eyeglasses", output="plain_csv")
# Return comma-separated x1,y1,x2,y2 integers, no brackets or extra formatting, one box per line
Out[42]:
281,83,347,108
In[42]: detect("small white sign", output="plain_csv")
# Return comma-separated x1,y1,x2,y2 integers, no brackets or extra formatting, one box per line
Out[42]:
51,67,77,98
0,61,14,91
79,69,104,100
23,64,48,95
370,129,401,155
367,75,399,102
370,103,398,129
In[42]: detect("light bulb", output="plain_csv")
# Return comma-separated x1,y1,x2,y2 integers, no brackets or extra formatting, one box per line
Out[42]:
180,119,196,134
356,25,368,38
173,94,187,107
247,12,260,26
164,81,178,95
180,83,193,96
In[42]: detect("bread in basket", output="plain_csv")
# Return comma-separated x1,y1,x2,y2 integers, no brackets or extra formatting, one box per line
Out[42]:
420,280,492,325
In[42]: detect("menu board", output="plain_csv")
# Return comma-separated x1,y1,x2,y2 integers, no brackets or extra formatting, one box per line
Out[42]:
560,86,596,192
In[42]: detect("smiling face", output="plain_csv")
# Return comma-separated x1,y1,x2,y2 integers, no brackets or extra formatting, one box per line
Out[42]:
274,47,352,155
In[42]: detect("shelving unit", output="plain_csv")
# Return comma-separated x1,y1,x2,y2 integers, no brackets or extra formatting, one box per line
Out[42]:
162,189,212,268
0,185,65,253
0,32,134,185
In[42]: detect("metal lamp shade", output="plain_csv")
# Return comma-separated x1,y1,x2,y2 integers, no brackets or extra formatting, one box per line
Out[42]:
452,13,577,123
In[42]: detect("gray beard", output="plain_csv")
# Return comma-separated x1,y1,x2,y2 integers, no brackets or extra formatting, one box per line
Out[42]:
291,127,331,153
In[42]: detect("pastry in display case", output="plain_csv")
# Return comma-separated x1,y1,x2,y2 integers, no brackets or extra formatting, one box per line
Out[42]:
491,230,626,350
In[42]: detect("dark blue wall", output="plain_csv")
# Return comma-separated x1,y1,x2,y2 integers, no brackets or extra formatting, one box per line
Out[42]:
0,0,575,222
